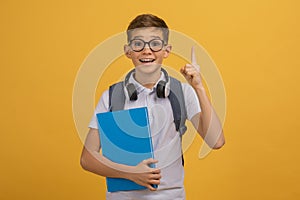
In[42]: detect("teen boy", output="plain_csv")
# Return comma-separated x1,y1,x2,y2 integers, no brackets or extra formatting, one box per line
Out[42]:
80,14,225,200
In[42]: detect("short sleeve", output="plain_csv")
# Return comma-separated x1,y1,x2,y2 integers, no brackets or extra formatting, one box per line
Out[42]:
182,83,201,120
88,90,110,129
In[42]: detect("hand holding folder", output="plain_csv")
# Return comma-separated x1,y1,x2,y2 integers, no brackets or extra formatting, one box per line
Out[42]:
96,107,158,192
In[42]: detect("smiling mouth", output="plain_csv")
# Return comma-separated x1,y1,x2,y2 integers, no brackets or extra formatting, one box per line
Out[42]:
139,58,155,63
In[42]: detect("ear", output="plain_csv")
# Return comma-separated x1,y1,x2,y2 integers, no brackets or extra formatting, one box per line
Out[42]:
124,45,132,58
163,45,172,58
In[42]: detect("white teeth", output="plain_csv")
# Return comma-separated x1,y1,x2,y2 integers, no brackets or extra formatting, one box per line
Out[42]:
140,58,155,62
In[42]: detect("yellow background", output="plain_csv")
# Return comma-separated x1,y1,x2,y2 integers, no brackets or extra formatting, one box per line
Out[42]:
1,0,300,199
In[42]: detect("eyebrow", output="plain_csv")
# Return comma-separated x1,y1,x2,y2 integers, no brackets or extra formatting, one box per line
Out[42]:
132,36,162,40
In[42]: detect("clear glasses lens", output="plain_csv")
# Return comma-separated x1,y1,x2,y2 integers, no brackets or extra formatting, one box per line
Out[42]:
130,39,164,52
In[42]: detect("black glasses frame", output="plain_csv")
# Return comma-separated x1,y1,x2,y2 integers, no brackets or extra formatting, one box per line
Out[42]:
129,39,166,52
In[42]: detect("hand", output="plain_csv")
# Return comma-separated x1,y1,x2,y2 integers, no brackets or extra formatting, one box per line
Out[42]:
180,47,203,89
128,158,161,191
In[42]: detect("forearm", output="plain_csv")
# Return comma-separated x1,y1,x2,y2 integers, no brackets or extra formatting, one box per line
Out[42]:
194,85,225,149
180,47,225,149
80,147,133,180
80,147,161,191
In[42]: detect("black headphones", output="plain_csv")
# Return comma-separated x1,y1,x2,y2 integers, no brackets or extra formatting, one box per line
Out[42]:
123,68,170,101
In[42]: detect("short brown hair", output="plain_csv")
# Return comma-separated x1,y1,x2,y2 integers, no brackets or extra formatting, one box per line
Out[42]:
127,14,169,43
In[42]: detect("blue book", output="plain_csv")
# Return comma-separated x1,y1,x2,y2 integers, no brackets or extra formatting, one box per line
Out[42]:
96,107,156,192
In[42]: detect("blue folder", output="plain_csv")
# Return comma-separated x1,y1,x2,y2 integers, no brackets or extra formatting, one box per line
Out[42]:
96,107,156,192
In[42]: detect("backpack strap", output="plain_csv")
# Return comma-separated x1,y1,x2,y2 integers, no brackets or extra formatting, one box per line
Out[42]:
168,77,187,136
168,77,187,166
109,82,125,111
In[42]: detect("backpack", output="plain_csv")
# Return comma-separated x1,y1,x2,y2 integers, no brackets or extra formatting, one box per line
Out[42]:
108,76,187,165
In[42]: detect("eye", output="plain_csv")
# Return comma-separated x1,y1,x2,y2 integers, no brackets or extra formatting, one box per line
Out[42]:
132,40,143,47
151,40,162,47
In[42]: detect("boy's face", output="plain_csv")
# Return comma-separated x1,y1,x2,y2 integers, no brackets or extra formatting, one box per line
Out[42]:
124,27,171,74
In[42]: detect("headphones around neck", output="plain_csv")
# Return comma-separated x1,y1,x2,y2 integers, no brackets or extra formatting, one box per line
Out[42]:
124,68,170,101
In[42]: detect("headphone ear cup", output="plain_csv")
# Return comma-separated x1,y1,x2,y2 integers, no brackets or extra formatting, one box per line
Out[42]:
164,79,170,97
126,83,138,101
157,81,167,98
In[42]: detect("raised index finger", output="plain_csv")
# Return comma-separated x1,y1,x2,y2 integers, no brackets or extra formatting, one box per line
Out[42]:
191,46,197,65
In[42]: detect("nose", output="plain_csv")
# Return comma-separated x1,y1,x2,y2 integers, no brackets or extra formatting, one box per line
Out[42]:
142,43,152,53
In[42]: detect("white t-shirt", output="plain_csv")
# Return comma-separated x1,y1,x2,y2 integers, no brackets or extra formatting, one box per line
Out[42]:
89,72,201,200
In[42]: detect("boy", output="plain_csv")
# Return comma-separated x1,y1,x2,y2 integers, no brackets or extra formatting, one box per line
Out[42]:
80,14,225,200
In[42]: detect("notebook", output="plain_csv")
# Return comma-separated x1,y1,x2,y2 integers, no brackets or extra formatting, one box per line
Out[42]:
96,107,156,192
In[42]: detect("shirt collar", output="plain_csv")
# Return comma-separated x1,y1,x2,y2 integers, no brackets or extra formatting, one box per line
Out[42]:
128,71,166,94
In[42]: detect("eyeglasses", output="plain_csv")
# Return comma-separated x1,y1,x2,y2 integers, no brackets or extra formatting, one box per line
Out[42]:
129,39,166,52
